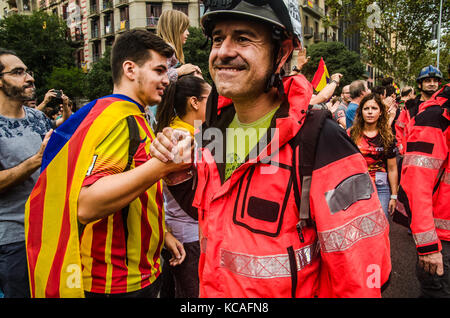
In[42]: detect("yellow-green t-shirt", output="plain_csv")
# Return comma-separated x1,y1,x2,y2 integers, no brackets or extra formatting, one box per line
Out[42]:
225,106,279,180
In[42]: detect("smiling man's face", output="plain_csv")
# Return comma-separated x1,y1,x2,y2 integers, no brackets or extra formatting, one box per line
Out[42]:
209,19,273,101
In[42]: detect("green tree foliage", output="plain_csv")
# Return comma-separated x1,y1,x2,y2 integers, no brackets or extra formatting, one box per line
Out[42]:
45,66,86,102
326,0,450,84
301,41,366,91
183,27,211,83
0,11,75,97
83,46,113,101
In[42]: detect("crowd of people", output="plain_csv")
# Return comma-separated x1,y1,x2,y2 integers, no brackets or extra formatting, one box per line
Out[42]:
0,1,449,299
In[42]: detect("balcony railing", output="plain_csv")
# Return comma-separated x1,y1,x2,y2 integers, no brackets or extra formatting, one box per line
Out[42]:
91,28,99,39
102,1,113,11
303,26,313,39
313,31,320,42
146,16,159,27
39,0,46,9
90,4,99,15
104,24,114,36
302,0,324,17
115,0,128,7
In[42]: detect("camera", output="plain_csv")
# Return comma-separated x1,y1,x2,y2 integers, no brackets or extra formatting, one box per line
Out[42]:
52,89,63,104
46,89,63,109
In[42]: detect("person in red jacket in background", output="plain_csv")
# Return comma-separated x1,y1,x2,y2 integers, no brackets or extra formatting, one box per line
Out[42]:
395,66,443,157
397,83,450,298
150,0,391,298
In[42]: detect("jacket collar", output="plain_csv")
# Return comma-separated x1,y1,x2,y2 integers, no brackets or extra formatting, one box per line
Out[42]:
197,74,313,183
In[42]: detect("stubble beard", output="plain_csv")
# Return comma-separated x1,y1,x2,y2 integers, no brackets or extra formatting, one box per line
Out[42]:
1,80,35,102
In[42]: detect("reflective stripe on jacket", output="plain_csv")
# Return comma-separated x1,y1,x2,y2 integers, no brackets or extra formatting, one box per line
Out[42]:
192,75,391,298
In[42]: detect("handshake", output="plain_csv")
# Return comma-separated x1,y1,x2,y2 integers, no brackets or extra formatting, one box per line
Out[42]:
150,127,195,185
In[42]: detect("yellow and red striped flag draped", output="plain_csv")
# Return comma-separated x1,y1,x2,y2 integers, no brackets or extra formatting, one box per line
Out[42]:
25,96,145,298
310,57,331,92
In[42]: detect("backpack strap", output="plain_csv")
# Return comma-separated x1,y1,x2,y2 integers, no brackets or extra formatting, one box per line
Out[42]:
290,109,332,241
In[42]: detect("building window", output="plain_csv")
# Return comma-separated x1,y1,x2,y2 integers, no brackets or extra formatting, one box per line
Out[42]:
92,41,101,62
91,18,99,38
146,2,162,27
173,3,188,16
23,0,30,11
62,3,68,19
104,12,113,34
119,6,129,31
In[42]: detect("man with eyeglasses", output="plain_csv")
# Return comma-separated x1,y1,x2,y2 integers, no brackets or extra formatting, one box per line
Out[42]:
0,48,54,297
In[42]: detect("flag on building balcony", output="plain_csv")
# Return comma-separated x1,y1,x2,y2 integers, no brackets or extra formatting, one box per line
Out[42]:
311,57,330,92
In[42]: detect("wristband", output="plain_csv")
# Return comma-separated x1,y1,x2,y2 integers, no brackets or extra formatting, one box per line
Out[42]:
331,79,339,86
390,194,398,200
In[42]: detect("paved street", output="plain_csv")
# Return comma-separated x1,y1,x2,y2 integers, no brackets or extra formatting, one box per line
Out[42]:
382,218,420,298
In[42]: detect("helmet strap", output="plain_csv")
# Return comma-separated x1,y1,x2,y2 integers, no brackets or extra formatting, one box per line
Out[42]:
264,38,294,95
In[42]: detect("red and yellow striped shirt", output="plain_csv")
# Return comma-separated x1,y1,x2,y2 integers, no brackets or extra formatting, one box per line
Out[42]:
80,115,165,294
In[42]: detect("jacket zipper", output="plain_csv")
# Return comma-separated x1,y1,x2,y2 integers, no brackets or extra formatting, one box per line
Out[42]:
241,166,256,218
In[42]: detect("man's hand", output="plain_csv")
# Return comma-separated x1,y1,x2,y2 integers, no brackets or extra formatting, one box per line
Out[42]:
297,48,310,69
150,127,193,163
33,129,53,166
164,231,186,266
388,198,397,216
43,89,57,104
178,63,202,77
331,73,343,85
418,252,444,276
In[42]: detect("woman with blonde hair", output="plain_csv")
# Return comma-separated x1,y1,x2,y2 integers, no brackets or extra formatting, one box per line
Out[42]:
348,93,398,218
156,9,201,82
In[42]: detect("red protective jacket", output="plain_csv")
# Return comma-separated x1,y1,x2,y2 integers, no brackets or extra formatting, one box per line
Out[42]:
170,75,391,298
398,84,450,255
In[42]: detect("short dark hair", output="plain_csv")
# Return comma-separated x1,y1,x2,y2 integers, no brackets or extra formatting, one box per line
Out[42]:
110,29,174,85
0,48,19,73
372,85,386,96
381,77,393,86
349,80,367,99
385,85,396,97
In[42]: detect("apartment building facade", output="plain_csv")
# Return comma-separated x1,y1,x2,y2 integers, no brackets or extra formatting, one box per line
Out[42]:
0,0,201,69
2,0,363,75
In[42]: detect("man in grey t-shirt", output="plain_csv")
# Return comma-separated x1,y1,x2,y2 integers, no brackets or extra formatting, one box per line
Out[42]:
0,49,53,297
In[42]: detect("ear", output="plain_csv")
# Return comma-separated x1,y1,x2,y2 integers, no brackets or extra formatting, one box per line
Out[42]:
189,96,199,111
122,60,136,81
275,39,294,74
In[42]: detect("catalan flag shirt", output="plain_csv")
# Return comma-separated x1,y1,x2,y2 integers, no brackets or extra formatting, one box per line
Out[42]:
80,114,165,294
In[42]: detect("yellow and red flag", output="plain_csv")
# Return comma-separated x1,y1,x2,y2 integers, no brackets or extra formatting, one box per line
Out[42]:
310,57,331,92
25,95,145,298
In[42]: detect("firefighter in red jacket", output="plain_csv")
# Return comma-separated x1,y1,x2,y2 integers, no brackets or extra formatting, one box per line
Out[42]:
397,83,450,297
151,0,391,297
395,65,443,156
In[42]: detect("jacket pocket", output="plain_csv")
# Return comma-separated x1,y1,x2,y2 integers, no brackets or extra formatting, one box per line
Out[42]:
232,163,294,237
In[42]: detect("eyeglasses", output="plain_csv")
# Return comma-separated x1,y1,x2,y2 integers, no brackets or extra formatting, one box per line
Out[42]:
0,68,34,78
